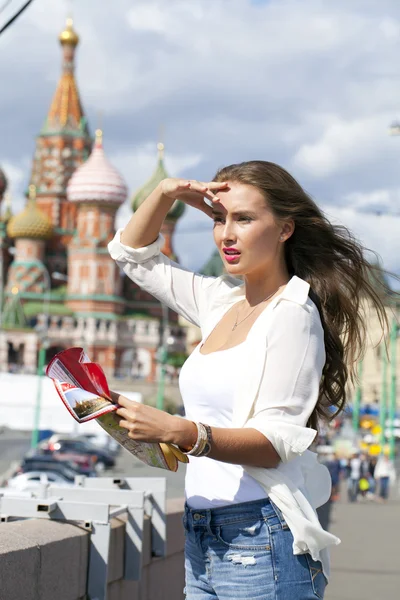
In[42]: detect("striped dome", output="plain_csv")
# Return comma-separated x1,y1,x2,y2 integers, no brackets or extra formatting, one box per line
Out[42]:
7,186,52,240
67,130,128,205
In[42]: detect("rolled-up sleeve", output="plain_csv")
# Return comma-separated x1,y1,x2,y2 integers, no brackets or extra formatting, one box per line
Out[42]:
108,229,219,327
244,300,326,463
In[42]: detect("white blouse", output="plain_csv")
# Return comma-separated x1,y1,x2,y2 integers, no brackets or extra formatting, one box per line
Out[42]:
108,229,341,579
180,341,268,509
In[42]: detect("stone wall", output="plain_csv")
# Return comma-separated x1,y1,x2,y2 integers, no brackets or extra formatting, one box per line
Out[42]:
0,498,185,600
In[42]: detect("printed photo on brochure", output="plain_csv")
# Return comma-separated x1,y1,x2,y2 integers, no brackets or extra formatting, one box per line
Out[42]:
57,381,116,422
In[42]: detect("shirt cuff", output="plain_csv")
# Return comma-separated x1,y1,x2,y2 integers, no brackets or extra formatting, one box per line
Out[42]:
108,228,165,264
245,418,317,463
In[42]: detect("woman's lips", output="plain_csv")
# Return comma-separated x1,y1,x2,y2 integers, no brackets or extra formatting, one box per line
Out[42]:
224,253,240,263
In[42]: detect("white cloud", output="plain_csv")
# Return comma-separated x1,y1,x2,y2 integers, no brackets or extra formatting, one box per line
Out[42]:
343,188,400,213
322,203,400,278
292,115,392,178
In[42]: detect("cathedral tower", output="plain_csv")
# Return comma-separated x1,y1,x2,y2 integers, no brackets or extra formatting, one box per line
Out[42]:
29,18,92,274
66,129,127,315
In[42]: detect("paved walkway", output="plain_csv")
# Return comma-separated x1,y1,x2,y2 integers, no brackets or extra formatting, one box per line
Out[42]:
325,491,400,600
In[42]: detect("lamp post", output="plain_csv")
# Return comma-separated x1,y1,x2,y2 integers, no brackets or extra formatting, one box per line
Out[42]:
31,266,51,449
352,361,363,432
388,317,398,460
156,303,170,412
380,344,388,453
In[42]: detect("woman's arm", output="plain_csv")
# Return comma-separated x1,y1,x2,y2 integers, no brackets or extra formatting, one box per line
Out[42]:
108,179,228,327
120,179,223,248
173,420,281,469
113,393,281,469
120,183,176,248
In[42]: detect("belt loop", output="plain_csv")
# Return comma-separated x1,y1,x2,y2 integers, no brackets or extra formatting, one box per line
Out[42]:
269,499,287,528
206,509,213,536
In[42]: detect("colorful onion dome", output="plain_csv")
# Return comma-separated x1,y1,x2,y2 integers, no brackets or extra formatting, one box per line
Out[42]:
59,18,79,47
67,130,128,205
7,185,52,240
0,166,8,201
131,143,186,221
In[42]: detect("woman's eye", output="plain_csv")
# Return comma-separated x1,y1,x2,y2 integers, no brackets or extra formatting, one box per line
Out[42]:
239,216,252,222
213,217,224,223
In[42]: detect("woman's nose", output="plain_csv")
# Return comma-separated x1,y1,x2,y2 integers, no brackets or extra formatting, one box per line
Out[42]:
222,221,236,241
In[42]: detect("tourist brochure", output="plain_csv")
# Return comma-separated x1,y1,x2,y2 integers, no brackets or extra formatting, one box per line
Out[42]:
46,347,188,471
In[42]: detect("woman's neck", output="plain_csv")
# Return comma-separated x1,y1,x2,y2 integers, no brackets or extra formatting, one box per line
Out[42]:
243,268,290,306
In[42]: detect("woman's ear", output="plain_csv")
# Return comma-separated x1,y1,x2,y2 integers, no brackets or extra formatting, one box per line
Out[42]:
280,219,295,242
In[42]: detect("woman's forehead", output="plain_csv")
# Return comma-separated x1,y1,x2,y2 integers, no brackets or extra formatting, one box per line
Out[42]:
215,182,267,211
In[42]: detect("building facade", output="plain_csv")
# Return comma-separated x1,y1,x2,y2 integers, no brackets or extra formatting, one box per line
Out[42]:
0,19,187,382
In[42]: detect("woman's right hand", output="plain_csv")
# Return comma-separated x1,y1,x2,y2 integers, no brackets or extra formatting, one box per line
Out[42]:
159,178,228,218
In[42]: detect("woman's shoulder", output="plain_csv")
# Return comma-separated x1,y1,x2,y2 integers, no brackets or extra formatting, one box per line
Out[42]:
271,292,324,343
204,274,245,306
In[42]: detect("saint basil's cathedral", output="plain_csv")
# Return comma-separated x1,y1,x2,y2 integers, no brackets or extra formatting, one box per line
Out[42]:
0,19,203,381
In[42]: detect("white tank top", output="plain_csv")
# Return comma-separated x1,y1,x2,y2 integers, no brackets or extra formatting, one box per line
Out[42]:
178,341,267,509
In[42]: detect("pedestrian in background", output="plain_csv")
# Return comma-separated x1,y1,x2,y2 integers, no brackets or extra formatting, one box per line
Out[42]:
375,455,397,502
325,453,342,501
109,162,389,599
368,455,378,496
348,452,361,502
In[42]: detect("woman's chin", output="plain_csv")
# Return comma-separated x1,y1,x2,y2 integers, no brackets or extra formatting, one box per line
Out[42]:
224,262,245,276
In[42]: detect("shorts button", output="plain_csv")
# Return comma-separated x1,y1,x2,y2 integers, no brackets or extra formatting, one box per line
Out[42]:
194,514,201,520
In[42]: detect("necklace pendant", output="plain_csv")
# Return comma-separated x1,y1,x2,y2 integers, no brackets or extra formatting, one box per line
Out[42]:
232,323,238,331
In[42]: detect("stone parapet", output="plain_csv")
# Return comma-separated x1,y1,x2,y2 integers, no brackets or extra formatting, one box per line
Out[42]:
0,498,185,600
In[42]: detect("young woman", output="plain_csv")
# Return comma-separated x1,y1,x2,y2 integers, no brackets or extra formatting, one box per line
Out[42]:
108,161,388,599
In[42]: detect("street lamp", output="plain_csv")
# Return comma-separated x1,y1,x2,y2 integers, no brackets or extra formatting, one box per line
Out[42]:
31,269,71,447
156,303,172,412
31,266,51,449
380,343,388,452
388,317,399,460
352,361,363,433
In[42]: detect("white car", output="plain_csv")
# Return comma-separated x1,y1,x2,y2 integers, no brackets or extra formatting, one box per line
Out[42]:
6,471,74,491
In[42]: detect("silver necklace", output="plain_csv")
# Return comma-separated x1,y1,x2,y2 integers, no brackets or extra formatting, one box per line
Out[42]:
232,286,281,331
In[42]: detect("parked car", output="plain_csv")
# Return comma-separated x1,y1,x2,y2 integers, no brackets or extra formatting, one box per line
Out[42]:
25,447,97,476
16,456,96,481
6,471,74,491
42,435,115,471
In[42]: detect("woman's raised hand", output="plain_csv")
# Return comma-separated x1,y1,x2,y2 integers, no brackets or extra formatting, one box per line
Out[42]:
160,178,228,218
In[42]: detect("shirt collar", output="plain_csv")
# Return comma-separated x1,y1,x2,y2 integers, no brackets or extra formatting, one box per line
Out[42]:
272,275,310,308
215,274,310,307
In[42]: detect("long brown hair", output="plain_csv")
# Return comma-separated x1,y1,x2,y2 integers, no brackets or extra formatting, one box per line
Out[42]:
213,160,390,428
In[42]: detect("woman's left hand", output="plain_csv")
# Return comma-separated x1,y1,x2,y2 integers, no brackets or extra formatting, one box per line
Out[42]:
112,391,182,444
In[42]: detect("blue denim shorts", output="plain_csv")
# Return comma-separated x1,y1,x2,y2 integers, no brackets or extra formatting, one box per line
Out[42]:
183,497,327,600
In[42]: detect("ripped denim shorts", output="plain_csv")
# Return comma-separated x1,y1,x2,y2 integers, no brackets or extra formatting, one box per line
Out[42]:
182,497,327,600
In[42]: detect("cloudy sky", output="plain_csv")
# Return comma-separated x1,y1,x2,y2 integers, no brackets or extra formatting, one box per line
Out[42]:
1,0,400,286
